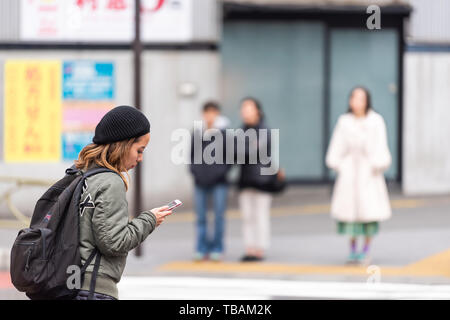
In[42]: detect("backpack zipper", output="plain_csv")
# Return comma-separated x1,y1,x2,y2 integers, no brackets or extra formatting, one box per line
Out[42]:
25,247,33,271
15,241,36,245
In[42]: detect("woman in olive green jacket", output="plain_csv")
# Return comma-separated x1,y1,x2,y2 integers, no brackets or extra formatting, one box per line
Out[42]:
73,105,172,300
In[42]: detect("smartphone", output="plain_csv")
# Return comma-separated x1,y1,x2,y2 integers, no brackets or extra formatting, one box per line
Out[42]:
166,199,182,211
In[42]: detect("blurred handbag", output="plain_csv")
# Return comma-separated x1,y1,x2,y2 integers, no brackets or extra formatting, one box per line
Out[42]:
265,169,287,194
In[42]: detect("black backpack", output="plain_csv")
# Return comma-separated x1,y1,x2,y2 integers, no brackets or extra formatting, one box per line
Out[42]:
10,166,116,300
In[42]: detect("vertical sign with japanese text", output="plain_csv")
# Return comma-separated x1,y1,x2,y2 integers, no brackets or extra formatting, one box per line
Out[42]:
4,61,62,162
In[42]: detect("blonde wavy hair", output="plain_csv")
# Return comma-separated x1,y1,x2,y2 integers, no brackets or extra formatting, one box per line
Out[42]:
74,138,137,191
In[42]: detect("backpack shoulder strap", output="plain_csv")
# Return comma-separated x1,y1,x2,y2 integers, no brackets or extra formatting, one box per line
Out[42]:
82,167,120,179
88,252,102,300
64,165,120,181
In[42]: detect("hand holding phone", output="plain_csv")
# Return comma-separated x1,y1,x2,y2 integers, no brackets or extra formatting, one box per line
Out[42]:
150,200,182,227
166,199,182,211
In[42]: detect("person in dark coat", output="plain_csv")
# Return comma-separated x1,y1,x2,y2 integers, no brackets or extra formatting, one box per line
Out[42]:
237,97,285,262
190,101,231,262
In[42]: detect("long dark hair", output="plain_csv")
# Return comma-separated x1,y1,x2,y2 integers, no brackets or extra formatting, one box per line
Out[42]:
241,97,265,121
347,86,373,115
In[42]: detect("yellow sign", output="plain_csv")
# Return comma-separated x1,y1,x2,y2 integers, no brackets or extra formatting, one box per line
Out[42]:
4,61,62,162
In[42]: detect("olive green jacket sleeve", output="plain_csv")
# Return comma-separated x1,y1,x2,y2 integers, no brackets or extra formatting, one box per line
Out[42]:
91,175,157,257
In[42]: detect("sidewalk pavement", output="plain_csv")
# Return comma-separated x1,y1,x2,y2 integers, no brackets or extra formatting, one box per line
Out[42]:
1,184,450,299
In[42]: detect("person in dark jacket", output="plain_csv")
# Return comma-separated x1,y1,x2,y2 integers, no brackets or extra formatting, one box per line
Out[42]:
237,97,284,262
190,101,231,262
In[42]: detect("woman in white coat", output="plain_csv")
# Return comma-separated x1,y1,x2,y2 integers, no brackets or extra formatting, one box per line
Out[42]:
326,87,392,265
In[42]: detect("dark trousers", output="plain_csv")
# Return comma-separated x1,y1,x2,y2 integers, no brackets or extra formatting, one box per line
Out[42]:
74,290,117,300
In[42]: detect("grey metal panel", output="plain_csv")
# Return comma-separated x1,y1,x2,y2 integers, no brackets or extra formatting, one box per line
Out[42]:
221,21,326,180
402,52,450,194
407,0,450,44
0,0,20,41
192,0,221,42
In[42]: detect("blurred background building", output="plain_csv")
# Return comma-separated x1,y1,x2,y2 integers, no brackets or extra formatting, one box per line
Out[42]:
0,0,448,216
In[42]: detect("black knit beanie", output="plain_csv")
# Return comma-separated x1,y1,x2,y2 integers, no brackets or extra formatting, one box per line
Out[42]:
93,105,150,144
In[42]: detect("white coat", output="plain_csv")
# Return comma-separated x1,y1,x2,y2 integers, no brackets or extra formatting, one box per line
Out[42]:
325,110,392,223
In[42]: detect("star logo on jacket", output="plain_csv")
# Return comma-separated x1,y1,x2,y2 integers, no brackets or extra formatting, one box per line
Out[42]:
43,213,52,222
80,194,95,217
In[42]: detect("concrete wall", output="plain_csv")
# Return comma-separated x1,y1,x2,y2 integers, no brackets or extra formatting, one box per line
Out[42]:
193,0,222,42
0,0,19,41
402,52,450,195
0,49,220,217
141,50,220,210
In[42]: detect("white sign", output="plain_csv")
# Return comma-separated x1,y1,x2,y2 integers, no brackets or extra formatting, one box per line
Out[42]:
142,0,193,42
20,0,194,43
